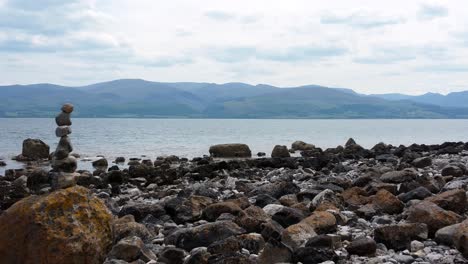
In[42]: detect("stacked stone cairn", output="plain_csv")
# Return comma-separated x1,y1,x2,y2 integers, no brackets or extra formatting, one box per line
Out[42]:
50,103,78,190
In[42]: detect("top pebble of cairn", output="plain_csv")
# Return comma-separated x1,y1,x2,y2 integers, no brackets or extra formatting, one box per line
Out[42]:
55,103,74,126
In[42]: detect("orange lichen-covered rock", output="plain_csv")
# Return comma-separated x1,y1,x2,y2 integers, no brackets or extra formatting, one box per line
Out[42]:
0,186,113,264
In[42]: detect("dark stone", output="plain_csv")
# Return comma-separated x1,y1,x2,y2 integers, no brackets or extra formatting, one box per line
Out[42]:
346,237,377,256
54,136,73,159
293,247,338,264
412,157,432,168
374,223,428,250
158,247,187,264
272,207,305,228
249,181,300,199
164,221,245,251
21,139,50,160
253,194,279,208
305,234,342,249
115,157,126,163
55,112,71,126
55,126,72,137
92,158,109,168
271,145,290,158
380,168,418,183
52,156,77,173
118,203,166,222
442,165,464,177
398,186,432,202
209,144,252,158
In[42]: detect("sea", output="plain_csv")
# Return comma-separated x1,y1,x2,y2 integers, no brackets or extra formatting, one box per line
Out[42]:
1,118,468,174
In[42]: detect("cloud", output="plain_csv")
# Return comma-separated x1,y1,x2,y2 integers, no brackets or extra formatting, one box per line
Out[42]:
208,45,347,63
354,45,451,64
418,4,448,20
321,11,404,28
204,10,235,21
6,0,72,11
414,64,468,73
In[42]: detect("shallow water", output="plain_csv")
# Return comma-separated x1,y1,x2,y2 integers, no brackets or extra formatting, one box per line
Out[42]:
1,118,468,174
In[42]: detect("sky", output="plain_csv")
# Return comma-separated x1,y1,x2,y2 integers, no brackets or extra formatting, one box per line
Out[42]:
0,0,467,95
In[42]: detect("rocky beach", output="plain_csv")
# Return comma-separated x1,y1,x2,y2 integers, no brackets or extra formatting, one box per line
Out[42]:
1,109,468,263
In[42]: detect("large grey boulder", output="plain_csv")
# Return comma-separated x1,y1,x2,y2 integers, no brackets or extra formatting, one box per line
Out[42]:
209,144,252,158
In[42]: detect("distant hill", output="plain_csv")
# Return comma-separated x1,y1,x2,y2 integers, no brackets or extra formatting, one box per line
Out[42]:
0,79,467,118
371,91,468,108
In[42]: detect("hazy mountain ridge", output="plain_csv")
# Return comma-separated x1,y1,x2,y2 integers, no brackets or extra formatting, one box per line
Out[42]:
0,79,467,118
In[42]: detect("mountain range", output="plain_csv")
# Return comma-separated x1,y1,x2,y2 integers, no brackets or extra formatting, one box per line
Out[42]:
1,79,467,118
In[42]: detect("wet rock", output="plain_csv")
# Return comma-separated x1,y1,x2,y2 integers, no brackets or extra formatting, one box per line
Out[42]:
115,157,126,163
21,138,50,160
0,161,6,167
165,221,245,251
0,186,113,264
374,223,428,250
346,237,377,256
93,158,109,167
271,145,291,158
209,144,252,158
257,152,266,157
311,189,341,210
406,201,462,236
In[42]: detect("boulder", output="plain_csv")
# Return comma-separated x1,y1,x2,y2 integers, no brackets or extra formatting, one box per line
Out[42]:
118,203,166,222
93,158,109,168
209,144,252,158
435,223,461,246
258,241,292,264
412,157,432,168
281,222,316,249
21,138,50,160
291,141,315,151
202,201,243,221
107,236,157,262
454,220,468,258
374,223,428,250
380,168,417,183
406,201,462,236
0,186,113,264
371,189,404,214
425,189,467,214
346,237,377,256
271,145,291,158
441,165,464,177
113,215,154,243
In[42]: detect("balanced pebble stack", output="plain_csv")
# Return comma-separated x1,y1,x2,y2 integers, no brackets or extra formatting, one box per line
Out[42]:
51,103,78,189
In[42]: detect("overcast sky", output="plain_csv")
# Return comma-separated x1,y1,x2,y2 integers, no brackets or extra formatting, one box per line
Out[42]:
0,0,467,94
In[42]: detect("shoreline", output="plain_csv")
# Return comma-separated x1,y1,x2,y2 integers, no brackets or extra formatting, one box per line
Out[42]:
1,140,468,263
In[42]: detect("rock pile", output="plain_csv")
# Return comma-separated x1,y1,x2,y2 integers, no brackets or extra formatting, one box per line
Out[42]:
50,103,78,189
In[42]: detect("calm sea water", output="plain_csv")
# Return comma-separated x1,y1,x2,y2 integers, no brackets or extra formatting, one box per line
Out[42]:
1,118,468,174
